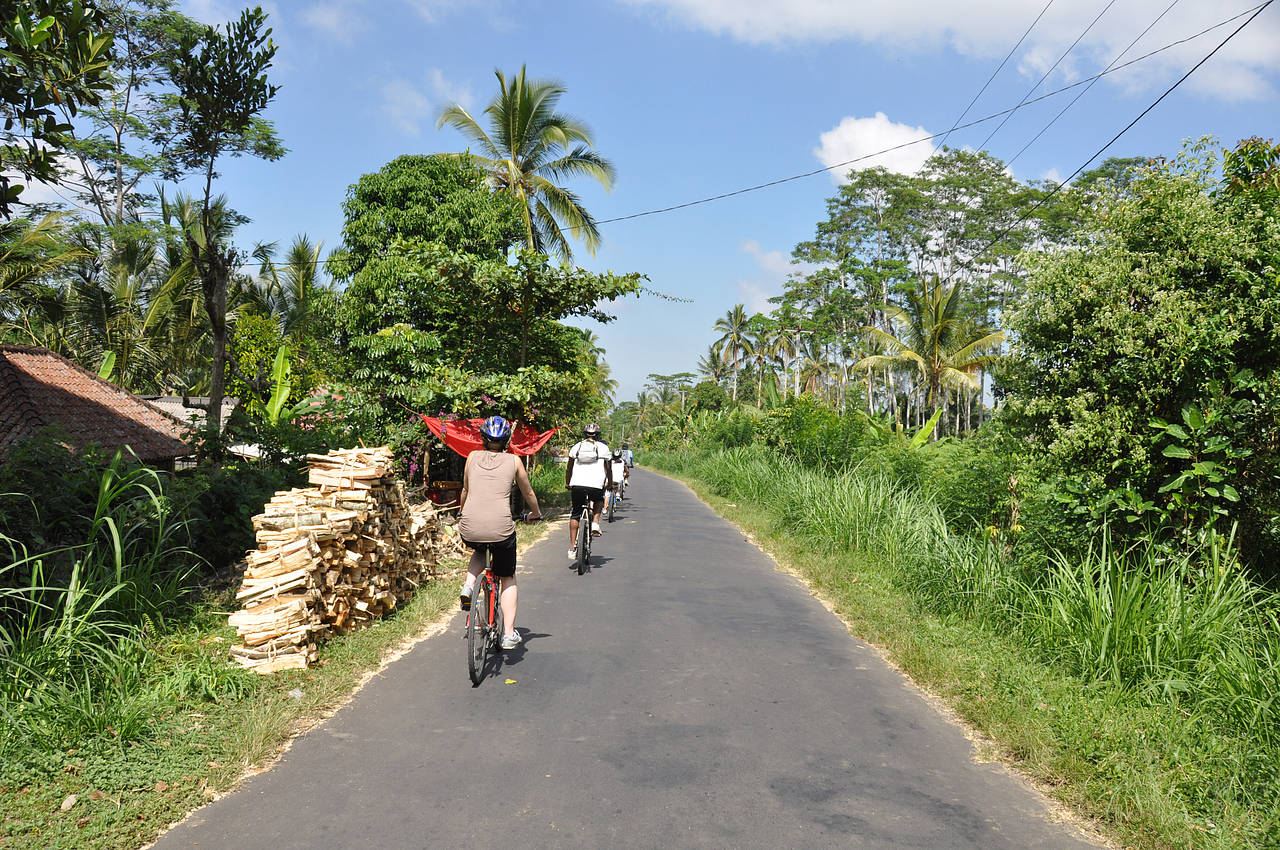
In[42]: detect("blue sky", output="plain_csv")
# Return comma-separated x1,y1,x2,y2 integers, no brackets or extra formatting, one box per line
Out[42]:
167,0,1280,403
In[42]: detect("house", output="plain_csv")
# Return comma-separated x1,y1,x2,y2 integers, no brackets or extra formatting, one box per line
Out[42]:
0,345,191,469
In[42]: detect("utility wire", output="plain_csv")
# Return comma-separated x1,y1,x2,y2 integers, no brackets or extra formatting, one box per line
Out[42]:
203,1,1269,275
938,0,1055,151
976,0,1120,152
594,1,1269,227
1006,0,1182,168
960,0,1273,274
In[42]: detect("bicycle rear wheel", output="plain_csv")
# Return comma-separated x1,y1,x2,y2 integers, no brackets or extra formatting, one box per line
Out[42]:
467,578,490,685
606,492,615,522
576,510,589,575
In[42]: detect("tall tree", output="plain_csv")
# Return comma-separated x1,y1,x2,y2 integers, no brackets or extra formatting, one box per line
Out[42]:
713,304,754,402
56,0,203,231
855,277,1002,434
167,5,283,440
437,66,615,261
0,0,114,218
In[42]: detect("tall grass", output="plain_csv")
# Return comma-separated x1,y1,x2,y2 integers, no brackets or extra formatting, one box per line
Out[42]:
648,446,1280,742
0,451,199,757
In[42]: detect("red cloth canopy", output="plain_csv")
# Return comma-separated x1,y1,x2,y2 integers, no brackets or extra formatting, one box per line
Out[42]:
420,416,558,458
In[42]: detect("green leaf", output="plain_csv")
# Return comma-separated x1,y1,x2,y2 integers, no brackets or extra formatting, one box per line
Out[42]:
1222,484,1240,502
96,351,116,380
1161,444,1193,459
1182,405,1204,431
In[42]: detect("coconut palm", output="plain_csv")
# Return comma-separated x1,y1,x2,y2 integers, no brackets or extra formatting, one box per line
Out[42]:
252,234,328,343
713,304,755,402
696,341,729,385
854,277,1003,434
438,66,615,262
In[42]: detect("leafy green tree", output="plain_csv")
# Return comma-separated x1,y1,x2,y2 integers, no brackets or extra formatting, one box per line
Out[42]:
326,154,522,280
437,65,615,261
166,5,283,440
55,0,203,230
856,277,1002,435
0,0,114,218
1000,139,1280,568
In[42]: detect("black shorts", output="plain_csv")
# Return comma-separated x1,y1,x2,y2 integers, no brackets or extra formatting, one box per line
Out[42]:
570,486,605,514
461,531,517,577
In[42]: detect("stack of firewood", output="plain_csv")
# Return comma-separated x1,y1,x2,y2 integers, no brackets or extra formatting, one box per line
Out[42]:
228,447,464,673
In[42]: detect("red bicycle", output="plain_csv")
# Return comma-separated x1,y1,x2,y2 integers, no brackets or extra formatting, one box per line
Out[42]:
465,514,537,685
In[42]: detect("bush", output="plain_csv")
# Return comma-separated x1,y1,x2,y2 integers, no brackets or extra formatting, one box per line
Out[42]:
171,462,305,571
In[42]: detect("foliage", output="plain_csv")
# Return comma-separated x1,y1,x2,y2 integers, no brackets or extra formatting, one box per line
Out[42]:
0,0,114,217
326,154,522,279
438,65,615,261
166,4,283,438
999,139,1280,571
56,0,205,228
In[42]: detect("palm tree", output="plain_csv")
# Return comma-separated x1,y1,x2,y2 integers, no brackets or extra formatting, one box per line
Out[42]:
252,235,328,343
713,304,754,402
855,277,1003,434
438,66,615,261
696,341,729,385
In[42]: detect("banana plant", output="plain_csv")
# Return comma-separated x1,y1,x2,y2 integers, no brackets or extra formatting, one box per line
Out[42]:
248,345,312,427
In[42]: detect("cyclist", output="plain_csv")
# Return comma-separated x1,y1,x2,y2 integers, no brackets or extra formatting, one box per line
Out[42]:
458,416,541,650
620,442,635,475
607,448,627,508
565,423,612,560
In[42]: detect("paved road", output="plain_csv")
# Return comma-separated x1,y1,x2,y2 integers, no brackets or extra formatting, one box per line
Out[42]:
155,468,1100,849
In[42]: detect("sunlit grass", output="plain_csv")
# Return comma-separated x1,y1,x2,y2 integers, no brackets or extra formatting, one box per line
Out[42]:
645,446,1280,849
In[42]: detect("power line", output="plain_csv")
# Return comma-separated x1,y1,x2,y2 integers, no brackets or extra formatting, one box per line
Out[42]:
1006,0,1182,169
937,0,1055,151
594,2,1269,227
976,0,1120,153
961,0,1274,275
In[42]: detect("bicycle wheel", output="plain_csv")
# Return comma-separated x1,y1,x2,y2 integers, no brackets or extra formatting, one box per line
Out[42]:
606,492,615,522
467,578,490,685
576,511,589,575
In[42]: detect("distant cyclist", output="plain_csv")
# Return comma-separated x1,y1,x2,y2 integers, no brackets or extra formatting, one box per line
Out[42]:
620,442,635,473
607,448,627,509
565,423,612,560
458,416,541,650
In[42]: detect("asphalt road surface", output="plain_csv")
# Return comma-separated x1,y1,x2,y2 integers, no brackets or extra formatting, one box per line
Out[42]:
155,468,1101,849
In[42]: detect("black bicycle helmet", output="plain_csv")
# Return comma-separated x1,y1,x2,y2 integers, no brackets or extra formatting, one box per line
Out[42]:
583,423,601,439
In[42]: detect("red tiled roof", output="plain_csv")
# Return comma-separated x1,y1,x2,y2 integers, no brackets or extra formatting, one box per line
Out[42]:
0,345,191,461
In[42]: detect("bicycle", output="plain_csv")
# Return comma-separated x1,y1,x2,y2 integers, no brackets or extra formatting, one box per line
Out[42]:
465,547,504,685
605,485,618,523
573,499,593,575
465,514,537,685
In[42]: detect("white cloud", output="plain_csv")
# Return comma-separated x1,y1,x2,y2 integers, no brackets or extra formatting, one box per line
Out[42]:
380,79,433,136
302,2,368,40
620,0,1280,101
1042,167,1062,184
814,112,936,182
733,239,792,312
379,68,473,135
427,68,474,112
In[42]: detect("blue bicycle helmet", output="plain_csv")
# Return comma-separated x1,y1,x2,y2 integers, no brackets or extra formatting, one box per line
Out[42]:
480,415,512,444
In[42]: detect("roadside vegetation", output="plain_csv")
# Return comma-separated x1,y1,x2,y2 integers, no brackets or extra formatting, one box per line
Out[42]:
2,3,617,847
620,139,1280,848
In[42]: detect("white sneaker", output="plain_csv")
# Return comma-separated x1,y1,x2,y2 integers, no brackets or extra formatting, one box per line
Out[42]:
459,583,474,611
568,548,577,560
591,521,602,536
501,632,523,650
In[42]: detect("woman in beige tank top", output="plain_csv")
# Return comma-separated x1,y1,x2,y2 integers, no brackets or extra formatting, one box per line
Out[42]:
458,416,541,650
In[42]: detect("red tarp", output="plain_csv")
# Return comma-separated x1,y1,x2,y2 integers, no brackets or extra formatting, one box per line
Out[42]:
420,416,558,458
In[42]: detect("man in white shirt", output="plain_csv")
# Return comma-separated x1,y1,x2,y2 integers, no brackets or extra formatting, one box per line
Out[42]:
565,423,612,560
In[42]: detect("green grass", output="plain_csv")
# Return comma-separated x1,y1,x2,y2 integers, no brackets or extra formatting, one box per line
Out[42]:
1,478,563,850
646,446,1280,849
